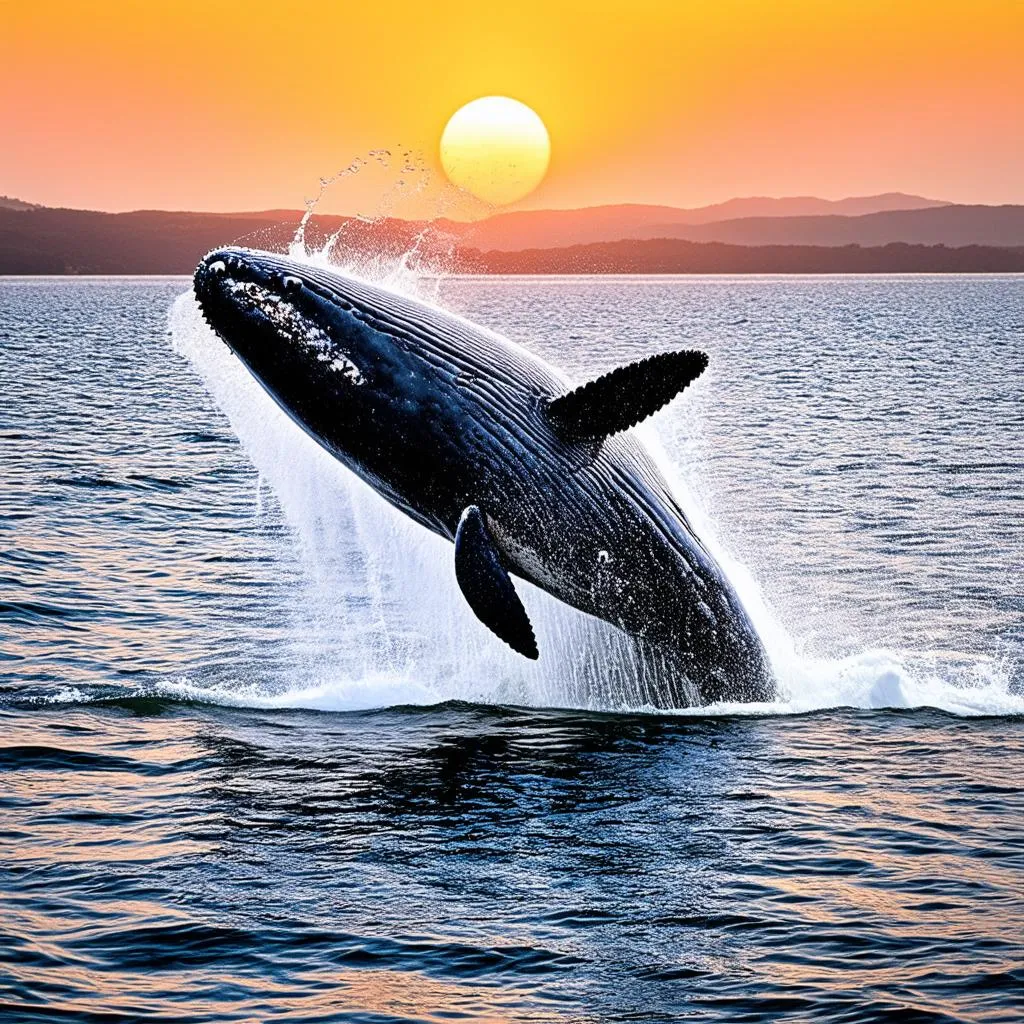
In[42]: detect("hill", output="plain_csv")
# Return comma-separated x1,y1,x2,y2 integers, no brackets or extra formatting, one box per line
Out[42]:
448,193,950,250
465,239,1024,275
0,195,43,212
622,205,1024,248
1,199,1022,275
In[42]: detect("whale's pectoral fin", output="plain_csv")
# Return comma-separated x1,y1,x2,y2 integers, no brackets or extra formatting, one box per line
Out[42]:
455,506,539,660
545,349,708,442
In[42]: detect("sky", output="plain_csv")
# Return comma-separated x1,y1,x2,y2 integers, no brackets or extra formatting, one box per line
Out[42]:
2,0,1022,216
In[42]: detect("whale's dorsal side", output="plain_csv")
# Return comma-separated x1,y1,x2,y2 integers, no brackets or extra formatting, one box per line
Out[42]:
454,506,539,660
544,350,709,442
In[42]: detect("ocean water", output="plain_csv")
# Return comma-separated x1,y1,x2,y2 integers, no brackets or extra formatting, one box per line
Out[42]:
1,273,1022,1021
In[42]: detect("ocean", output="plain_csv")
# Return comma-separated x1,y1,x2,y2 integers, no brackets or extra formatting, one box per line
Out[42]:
1,273,1022,1021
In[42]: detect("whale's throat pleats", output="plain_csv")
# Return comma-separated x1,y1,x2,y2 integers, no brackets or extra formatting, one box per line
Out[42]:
544,350,708,442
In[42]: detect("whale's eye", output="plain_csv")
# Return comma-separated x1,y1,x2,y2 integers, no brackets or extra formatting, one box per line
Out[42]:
282,276,303,294
208,260,227,277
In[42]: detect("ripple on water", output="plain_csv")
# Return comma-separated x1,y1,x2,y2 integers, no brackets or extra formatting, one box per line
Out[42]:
0,276,1021,1021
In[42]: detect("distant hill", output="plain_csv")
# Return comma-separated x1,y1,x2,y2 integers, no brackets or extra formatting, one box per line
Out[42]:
0,206,311,274
1,199,1022,274
0,191,948,252
445,193,950,250
0,195,43,211
621,205,1024,248
692,192,951,219
465,239,1024,275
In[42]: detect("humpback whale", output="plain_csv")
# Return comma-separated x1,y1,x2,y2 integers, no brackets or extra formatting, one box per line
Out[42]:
193,248,774,706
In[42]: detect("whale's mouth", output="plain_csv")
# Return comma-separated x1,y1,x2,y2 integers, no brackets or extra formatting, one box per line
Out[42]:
193,250,365,385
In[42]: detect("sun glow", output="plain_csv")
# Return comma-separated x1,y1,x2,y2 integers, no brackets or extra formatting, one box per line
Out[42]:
440,96,551,207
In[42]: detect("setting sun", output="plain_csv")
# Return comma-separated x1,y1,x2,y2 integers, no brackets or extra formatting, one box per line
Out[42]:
440,96,551,207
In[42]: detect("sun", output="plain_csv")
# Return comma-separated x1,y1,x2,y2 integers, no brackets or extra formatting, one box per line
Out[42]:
440,97,550,207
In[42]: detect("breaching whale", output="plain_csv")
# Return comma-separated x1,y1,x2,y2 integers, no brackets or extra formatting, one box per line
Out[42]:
193,248,774,706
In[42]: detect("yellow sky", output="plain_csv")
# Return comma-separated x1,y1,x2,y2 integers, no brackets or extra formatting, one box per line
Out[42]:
2,1,1022,215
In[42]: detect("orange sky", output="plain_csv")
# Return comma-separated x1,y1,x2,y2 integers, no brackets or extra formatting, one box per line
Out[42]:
2,1,1022,215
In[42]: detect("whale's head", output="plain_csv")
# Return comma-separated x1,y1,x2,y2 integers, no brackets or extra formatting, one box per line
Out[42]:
193,246,495,532
192,247,449,464
192,247,394,393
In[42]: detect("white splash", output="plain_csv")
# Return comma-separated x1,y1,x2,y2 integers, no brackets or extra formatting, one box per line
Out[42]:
171,284,671,714
636,424,1020,718
169,246,1022,720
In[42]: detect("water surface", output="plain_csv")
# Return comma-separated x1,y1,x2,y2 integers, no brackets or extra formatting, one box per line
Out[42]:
1,275,1022,1021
